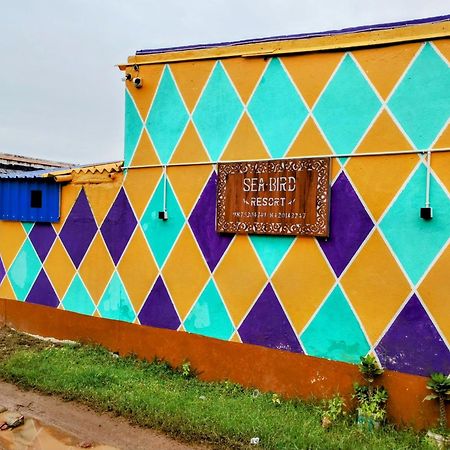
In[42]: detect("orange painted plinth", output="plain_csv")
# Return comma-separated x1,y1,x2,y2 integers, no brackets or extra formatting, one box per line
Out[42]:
0,298,447,430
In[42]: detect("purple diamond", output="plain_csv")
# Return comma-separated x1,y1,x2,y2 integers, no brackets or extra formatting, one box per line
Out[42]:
238,283,303,353
319,172,373,277
100,188,137,265
26,269,59,308
376,294,450,376
60,189,97,268
138,276,180,330
29,223,57,262
189,172,233,272
0,257,5,284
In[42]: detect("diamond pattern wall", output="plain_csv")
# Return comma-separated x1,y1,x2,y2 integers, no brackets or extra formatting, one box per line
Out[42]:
60,189,97,268
98,272,135,323
300,285,370,363
313,54,381,155
380,163,450,285
193,62,243,160
62,274,96,316
141,175,185,268
238,283,303,353
248,58,308,158
184,279,234,341
8,239,41,300
146,66,189,164
388,43,450,149
375,294,450,376
1,39,449,379
124,90,143,167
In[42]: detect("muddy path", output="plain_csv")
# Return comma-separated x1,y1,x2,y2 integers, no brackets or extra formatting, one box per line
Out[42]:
0,381,200,450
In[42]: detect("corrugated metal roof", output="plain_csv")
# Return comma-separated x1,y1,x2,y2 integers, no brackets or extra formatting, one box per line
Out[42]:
0,168,54,179
0,152,72,169
0,161,123,180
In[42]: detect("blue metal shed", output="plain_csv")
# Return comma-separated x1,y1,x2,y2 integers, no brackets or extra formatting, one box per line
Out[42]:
0,170,61,222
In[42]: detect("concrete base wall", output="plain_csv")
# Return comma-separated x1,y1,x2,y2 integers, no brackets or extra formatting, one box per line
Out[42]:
1,298,448,430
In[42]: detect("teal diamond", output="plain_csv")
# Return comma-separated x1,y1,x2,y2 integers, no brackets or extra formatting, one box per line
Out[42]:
380,163,450,285
146,66,188,164
22,222,34,234
250,234,294,276
184,279,234,340
193,62,243,160
124,90,143,167
388,43,450,149
98,272,135,323
248,58,308,158
8,239,41,301
141,176,185,268
313,54,381,155
62,274,95,316
300,285,370,364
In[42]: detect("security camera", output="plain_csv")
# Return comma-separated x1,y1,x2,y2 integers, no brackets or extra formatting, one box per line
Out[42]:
121,72,132,82
133,77,143,89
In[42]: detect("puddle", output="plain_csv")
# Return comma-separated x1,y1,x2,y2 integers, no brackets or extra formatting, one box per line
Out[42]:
0,413,118,450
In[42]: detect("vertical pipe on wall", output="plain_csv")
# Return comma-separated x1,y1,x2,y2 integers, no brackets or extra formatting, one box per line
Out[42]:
425,149,431,208
163,165,168,215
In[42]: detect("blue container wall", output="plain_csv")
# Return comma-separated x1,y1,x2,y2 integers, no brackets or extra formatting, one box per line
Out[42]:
0,180,60,222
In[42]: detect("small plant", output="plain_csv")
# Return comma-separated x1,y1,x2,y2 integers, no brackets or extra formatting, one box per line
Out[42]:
353,355,387,430
424,372,450,430
271,393,282,406
358,354,384,384
180,360,193,378
353,384,388,427
320,394,346,428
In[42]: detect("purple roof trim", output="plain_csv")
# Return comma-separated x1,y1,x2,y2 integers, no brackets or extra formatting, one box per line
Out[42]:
136,15,449,56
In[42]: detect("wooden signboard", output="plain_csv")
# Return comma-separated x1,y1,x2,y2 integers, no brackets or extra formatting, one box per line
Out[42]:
216,158,330,236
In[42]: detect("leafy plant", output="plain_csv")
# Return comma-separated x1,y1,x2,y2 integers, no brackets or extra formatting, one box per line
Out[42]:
358,354,384,384
320,394,346,428
180,360,193,378
353,355,388,429
424,372,450,430
354,384,388,424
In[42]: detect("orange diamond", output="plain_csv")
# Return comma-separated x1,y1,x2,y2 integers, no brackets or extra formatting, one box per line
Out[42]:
168,164,212,217
221,113,269,161
341,230,411,344
162,225,210,320
214,235,267,326
353,43,420,99
123,167,162,220
171,59,215,112
79,233,115,304
272,237,335,334
222,57,267,104
282,52,343,108
118,227,158,313
53,184,82,233
0,221,26,269
44,238,76,299
418,246,450,341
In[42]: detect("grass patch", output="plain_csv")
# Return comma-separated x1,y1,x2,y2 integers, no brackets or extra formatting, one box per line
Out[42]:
0,330,433,449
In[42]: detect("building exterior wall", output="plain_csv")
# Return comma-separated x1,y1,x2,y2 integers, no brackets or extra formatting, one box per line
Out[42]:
0,37,449,386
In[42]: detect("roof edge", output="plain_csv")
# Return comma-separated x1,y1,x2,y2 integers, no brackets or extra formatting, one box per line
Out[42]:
120,16,449,68
136,14,450,56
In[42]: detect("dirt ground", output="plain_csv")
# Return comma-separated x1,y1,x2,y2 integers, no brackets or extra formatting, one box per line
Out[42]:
0,327,201,450
0,381,201,450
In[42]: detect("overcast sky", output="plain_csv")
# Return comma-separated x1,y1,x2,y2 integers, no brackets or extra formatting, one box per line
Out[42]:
0,1,448,164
